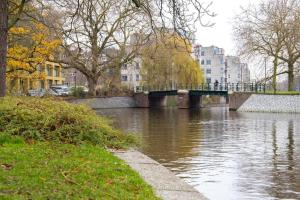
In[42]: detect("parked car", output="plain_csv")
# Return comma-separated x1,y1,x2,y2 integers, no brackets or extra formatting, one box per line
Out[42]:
50,85,70,96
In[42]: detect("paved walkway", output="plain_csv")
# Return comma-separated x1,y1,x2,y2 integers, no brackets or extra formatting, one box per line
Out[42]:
112,150,208,200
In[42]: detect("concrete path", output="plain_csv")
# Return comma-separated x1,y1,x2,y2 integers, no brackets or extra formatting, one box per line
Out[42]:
112,150,208,200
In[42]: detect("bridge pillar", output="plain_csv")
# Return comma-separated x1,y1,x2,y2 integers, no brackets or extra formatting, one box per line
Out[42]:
178,90,190,109
189,95,202,108
178,90,202,109
134,92,150,108
149,96,167,107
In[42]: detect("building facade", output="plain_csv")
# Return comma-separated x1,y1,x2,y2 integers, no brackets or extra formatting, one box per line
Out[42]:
194,45,251,85
241,63,251,83
42,61,65,89
225,56,250,83
120,57,142,90
194,45,226,84
7,61,65,94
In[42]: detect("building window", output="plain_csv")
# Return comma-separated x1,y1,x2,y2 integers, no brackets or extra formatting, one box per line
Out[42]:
40,80,45,89
220,58,224,64
206,78,211,83
48,80,53,87
206,60,211,65
136,74,140,81
206,69,211,74
121,75,128,81
122,64,127,70
201,60,205,65
201,51,205,56
107,68,113,75
54,66,60,77
46,65,52,76
135,62,140,69
37,65,44,72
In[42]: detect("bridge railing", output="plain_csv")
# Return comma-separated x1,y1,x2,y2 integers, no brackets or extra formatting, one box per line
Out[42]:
135,83,268,93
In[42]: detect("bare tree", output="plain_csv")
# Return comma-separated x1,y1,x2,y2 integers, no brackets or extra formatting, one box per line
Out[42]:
276,0,300,91
1,0,215,97
43,0,152,96
138,0,215,40
234,0,300,91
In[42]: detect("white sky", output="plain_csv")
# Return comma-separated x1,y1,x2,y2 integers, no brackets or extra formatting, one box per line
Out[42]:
195,0,261,55
194,0,263,79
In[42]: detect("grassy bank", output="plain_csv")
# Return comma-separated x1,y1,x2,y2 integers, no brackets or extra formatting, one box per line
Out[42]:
0,97,159,199
257,90,300,95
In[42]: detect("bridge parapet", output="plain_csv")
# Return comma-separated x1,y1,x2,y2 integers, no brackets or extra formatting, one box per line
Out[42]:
136,83,267,94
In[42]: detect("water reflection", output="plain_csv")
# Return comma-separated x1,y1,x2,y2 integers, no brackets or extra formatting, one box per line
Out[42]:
97,108,300,200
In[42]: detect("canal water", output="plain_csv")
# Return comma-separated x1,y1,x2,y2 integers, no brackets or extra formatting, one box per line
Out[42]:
96,107,300,200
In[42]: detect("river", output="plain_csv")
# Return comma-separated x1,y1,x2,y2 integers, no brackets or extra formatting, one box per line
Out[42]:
96,107,300,200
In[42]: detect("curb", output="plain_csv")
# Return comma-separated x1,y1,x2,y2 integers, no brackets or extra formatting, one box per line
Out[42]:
111,149,208,200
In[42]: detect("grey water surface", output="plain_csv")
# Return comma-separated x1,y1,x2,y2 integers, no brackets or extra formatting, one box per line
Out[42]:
97,107,300,200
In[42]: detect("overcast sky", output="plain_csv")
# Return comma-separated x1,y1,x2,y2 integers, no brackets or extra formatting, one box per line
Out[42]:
195,0,261,55
194,0,262,78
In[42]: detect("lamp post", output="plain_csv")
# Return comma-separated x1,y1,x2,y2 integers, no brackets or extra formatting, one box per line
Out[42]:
71,71,77,89
74,71,77,89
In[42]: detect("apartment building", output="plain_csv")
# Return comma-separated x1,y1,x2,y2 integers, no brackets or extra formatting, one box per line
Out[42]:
194,45,226,84
7,61,65,93
120,57,142,90
240,63,251,83
41,61,65,88
194,44,251,85
225,56,250,83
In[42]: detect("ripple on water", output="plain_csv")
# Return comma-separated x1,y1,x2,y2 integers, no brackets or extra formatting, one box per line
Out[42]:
97,108,300,200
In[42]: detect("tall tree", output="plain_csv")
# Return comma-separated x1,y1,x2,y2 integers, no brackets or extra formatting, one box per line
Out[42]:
0,0,30,97
141,33,204,88
0,0,9,97
45,0,152,96
234,0,300,91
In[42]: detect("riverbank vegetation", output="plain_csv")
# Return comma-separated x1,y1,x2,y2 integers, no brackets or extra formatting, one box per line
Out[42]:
258,90,300,95
0,97,159,199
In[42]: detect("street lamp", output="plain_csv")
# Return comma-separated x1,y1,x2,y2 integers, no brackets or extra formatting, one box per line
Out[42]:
71,71,77,89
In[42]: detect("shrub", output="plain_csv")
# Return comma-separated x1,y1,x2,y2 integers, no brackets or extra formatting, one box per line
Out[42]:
70,87,87,98
0,97,135,148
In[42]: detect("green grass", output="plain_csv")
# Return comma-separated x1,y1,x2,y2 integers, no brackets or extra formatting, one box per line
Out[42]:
257,90,300,95
0,97,159,199
0,141,158,199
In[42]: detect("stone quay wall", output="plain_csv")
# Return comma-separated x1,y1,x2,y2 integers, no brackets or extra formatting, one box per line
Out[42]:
68,97,137,109
238,94,300,113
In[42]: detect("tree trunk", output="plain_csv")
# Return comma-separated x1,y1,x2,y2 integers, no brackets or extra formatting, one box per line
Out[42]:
0,0,8,97
87,77,98,96
287,62,294,91
272,57,278,94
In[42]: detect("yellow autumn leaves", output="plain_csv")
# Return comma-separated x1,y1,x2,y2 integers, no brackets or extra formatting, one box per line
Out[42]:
141,33,204,88
7,21,61,82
